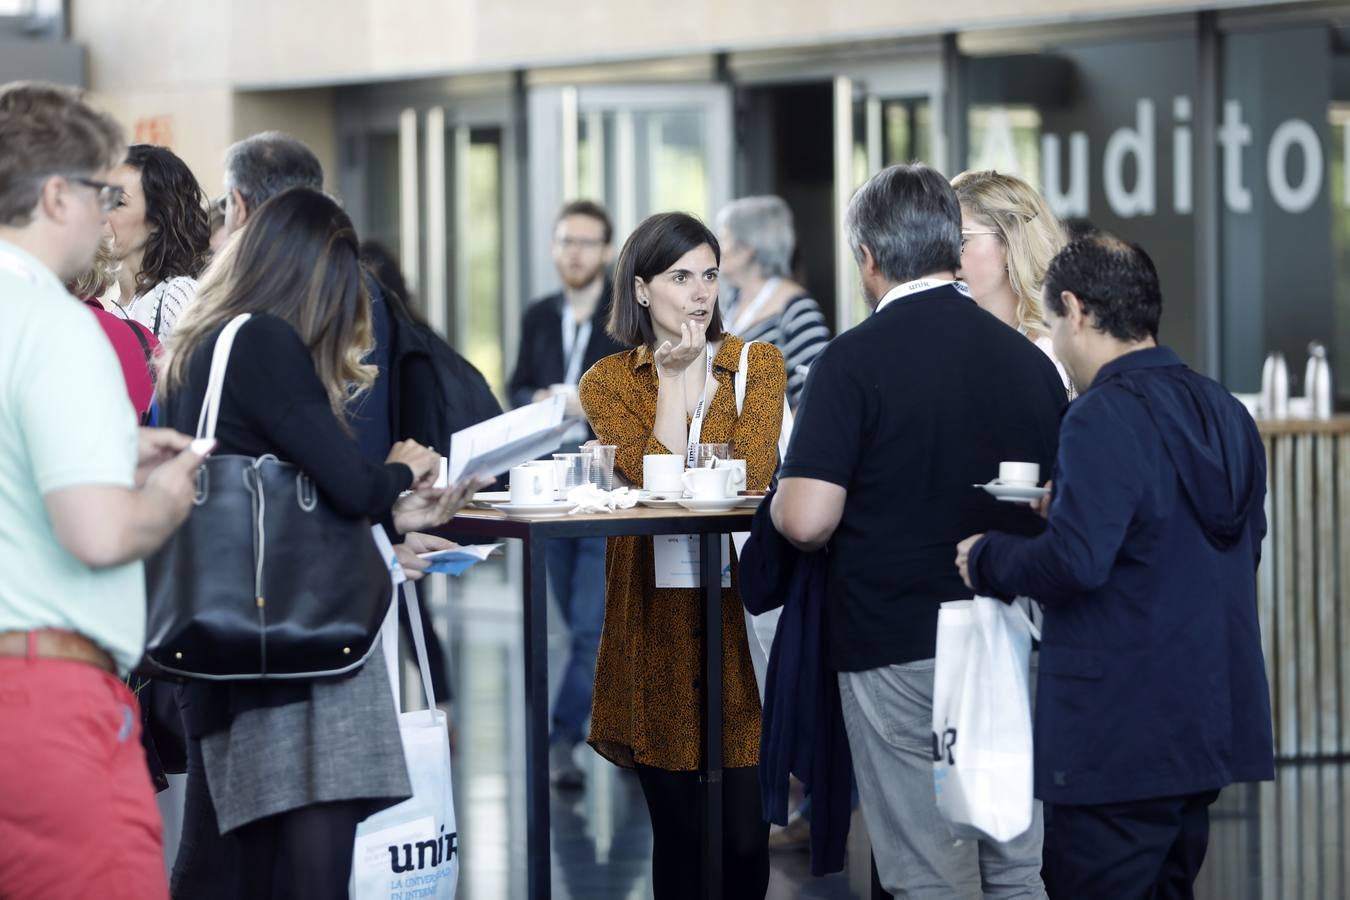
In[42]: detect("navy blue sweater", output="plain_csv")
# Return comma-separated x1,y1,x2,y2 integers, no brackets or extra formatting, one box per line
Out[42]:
739,488,852,875
969,346,1274,805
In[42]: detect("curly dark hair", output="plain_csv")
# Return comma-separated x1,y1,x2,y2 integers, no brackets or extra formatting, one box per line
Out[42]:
125,144,211,295
1043,234,1162,342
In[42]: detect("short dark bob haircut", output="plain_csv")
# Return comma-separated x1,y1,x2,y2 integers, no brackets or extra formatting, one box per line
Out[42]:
1043,233,1162,342
608,211,725,348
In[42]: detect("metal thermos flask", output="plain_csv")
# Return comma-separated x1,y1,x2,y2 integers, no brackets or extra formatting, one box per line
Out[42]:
1261,352,1289,419
1305,342,1332,419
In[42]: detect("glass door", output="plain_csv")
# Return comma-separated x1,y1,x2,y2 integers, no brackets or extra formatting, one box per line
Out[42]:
526,83,733,299
830,57,946,329
338,91,519,399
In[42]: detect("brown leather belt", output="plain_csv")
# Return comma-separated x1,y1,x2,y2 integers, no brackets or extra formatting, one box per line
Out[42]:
0,629,117,675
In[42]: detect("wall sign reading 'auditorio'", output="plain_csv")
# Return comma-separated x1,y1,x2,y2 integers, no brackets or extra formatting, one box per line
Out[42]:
977,97,1331,219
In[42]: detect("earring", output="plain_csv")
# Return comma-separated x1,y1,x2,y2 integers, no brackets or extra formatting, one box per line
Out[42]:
639,296,649,306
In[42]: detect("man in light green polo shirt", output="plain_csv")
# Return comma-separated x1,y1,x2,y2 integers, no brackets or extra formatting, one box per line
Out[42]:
0,81,207,899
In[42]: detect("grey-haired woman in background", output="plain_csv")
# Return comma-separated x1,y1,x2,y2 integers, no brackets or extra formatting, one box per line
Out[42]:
715,196,830,409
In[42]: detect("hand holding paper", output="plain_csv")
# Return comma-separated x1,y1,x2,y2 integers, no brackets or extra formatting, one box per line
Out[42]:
417,543,503,576
443,396,582,485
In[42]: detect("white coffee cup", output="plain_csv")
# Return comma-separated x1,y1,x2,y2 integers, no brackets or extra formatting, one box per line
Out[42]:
510,464,556,504
722,459,748,493
682,466,736,499
998,461,1040,486
643,454,684,494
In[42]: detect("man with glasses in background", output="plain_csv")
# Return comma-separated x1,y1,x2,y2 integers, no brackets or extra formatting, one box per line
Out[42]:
0,80,206,899
507,200,625,788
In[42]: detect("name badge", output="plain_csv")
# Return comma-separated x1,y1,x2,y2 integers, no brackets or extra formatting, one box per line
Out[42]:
653,534,732,589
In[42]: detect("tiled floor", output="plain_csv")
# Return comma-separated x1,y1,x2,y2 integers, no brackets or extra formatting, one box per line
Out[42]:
437,551,860,900
430,551,1322,900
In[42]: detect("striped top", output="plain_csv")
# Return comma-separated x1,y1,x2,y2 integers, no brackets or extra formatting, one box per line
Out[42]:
735,293,830,409
128,274,199,339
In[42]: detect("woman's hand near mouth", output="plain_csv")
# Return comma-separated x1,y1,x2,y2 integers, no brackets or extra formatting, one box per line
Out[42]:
654,319,708,380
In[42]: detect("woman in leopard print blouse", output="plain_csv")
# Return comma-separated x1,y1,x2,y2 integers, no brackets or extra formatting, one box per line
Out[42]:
579,212,784,899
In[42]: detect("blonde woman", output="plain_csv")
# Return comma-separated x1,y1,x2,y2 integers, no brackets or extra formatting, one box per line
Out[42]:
952,169,1074,396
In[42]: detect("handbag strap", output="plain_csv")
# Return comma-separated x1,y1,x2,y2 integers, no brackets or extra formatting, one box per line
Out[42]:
401,580,439,717
384,580,440,721
734,339,795,456
195,313,253,440
735,340,752,416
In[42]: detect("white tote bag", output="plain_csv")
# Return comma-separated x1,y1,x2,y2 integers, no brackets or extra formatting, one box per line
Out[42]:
931,596,1039,843
350,578,459,900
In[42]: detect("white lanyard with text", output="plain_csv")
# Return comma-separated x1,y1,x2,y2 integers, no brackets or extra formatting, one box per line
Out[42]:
560,305,592,387
729,276,781,334
684,348,717,468
874,278,972,313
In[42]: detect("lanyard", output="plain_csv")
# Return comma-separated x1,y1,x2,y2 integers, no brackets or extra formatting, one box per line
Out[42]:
729,276,781,334
874,277,972,313
685,348,717,468
560,305,593,387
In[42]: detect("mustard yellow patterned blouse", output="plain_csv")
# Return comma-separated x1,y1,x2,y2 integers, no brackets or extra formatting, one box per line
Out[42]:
578,335,786,771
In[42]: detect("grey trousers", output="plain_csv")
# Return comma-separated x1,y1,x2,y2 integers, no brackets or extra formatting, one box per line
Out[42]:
839,659,1046,900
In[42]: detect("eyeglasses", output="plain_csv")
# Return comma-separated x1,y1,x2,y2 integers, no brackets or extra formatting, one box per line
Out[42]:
960,230,1000,253
72,177,124,212
556,237,605,250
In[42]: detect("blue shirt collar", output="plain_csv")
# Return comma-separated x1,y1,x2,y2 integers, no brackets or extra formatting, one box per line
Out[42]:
1090,345,1184,389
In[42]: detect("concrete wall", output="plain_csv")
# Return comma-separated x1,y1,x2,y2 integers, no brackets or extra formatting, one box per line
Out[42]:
65,0,1283,195
200,0,1282,86
67,1,336,195
77,0,1285,91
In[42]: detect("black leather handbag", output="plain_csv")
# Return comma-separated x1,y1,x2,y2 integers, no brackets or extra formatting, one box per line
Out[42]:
144,314,395,680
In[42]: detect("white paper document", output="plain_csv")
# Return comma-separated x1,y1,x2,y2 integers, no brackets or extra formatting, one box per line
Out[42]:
442,395,578,484
417,543,503,576
653,534,732,589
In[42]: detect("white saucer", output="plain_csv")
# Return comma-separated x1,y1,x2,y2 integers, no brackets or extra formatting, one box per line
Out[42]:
738,494,767,508
472,490,511,508
677,497,745,512
637,491,687,509
975,480,1048,503
494,501,572,517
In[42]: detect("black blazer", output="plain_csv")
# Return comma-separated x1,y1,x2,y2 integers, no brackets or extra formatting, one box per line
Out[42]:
507,283,625,410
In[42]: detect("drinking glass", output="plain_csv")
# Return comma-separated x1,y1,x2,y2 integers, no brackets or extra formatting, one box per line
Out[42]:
690,442,730,468
585,444,618,490
552,453,593,496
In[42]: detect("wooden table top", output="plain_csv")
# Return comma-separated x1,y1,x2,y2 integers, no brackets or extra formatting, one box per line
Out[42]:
1256,415,1350,436
454,502,758,524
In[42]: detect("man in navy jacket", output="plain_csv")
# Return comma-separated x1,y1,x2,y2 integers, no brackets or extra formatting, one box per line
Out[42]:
956,235,1274,899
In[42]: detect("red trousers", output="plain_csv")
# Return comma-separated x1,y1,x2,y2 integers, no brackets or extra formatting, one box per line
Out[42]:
0,655,168,900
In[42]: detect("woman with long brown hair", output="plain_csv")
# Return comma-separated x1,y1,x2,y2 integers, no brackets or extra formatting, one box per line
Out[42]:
158,187,484,899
